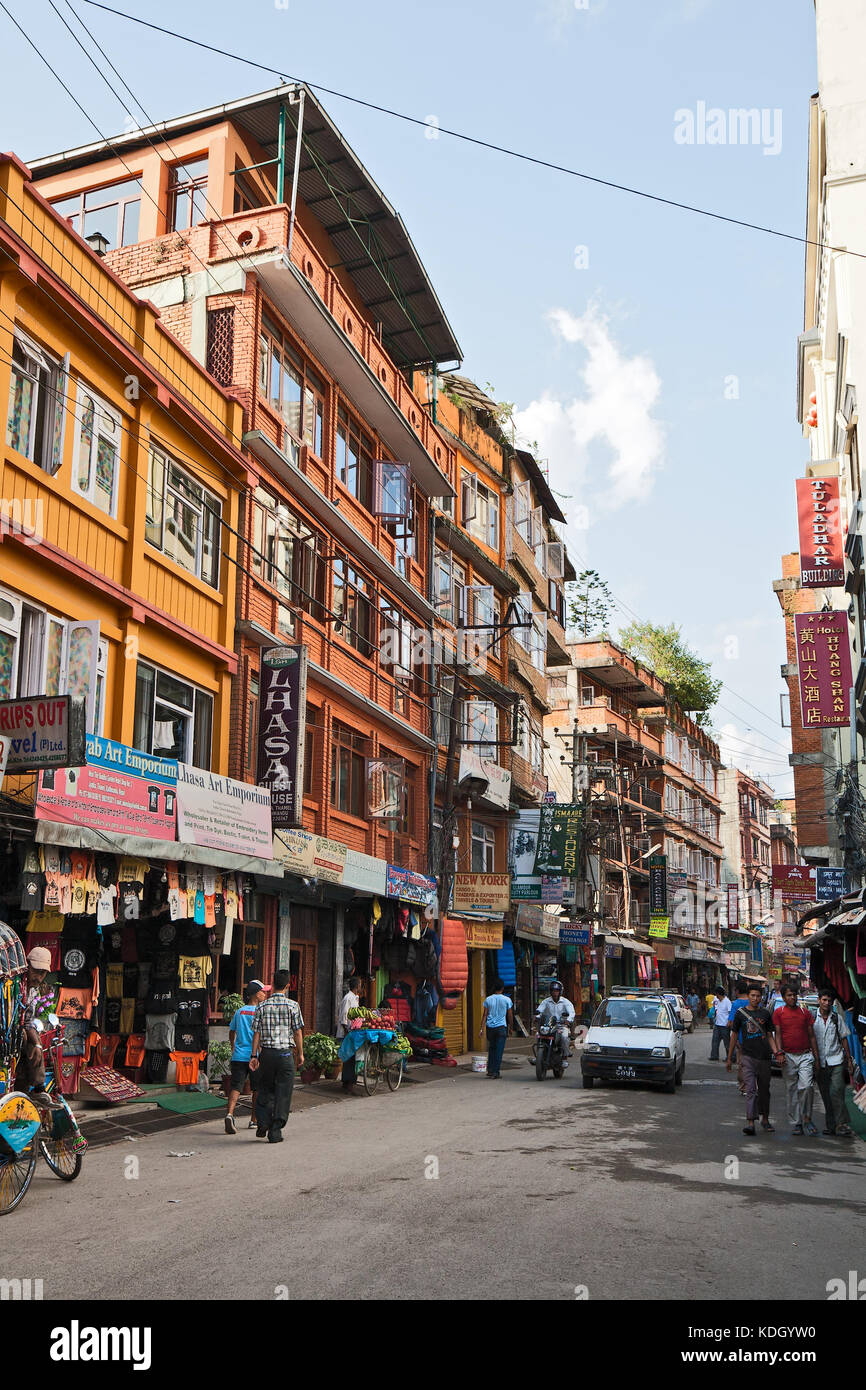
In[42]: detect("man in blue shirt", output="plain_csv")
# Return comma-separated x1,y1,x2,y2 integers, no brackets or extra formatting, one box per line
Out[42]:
729,982,750,1095
225,980,266,1134
479,979,513,1079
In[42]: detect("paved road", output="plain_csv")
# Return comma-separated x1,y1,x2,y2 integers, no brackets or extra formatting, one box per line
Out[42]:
12,1029,865,1301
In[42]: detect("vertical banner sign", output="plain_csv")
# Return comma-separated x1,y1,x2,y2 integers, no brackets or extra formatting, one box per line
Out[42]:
649,854,667,913
532,803,582,876
796,477,844,588
257,646,307,828
794,612,853,729
727,883,739,928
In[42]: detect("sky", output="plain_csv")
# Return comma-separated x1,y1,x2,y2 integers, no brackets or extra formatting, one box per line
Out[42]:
0,0,820,794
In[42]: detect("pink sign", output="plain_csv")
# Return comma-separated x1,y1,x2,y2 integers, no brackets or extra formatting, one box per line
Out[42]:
36,763,176,841
796,477,845,587
771,864,816,901
794,611,853,729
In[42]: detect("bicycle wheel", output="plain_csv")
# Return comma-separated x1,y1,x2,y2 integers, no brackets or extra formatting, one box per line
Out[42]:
0,1092,40,1214
386,1057,403,1092
0,1144,37,1214
362,1045,381,1095
39,1110,83,1181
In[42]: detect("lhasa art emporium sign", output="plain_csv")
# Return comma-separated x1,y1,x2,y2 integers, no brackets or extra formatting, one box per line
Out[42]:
796,477,844,588
533,803,582,876
794,613,853,729
256,645,307,828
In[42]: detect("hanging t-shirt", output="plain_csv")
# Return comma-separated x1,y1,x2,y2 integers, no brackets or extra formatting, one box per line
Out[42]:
59,930,99,987
136,963,151,1001
119,998,136,1036
178,955,211,990
104,999,122,1033
95,1035,120,1067
176,990,208,1029
125,1035,146,1067
145,1013,176,1052
193,891,206,926
26,908,65,935
120,888,140,921
118,857,148,896
153,949,178,978
224,880,238,924
84,860,100,916
24,931,62,971
170,1051,206,1086
58,853,72,914
146,978,178,1014
20,850,44,912
155,919,178,949
57,986,92,1020
106,962,124,999
42,847,62,908
120,928,138,964
97,884,118,927
174,1023,207,1054
104,927,124,961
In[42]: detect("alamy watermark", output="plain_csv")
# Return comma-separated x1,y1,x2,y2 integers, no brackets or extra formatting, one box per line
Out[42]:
0,497,43,546
674,103,782,157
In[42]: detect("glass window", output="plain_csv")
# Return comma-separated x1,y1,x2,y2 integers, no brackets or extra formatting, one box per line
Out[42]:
133,661,212,768
336,404,374,509
146,446,221,587
6,330,64,474
169,158,208,231
258,320,327,459
51,178,142,251
463,699,497,759
251,486,325,618
461,468,499,550
72,381,120,515
471,821,495,872
330,721,366,818
332,557,374,657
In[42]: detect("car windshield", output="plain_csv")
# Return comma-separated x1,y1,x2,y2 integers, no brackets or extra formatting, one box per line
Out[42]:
593,999,671,1030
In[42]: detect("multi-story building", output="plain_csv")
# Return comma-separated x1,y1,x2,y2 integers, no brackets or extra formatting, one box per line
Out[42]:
719,768,774,925
769,806,802,947
31,84,463,1030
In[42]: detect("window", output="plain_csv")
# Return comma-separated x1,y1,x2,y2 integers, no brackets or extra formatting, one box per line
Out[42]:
71,382,120,514
751,836,760,860
580,681,597,706
514,483,544,552
146,446,220,586
206,308,234,387
518,707,543,773
52,178,141,251
303,726,316,797
335,403,373,508
251,487,325,618
513,592,546,671
460,468,499,550
168,158,208,231
0,590,102,728
379,597,419,712
246,674,259,776
471,821,495,872
368,751,410,833
463,699,497,759
232,167,264,214
330,721,366,818
377,461,415,572
6,329,66,474
332,557,374,657
133,662,212,767
258,318,326,458
433,549,465,625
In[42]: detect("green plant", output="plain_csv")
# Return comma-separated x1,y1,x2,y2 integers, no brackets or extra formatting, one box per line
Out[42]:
619,620,721,728
303,1033,340,1070
207,1040,232,1078
218,992,244,1025
567,569,614,638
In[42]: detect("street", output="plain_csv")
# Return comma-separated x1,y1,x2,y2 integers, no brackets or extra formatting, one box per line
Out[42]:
13,1029,865,1302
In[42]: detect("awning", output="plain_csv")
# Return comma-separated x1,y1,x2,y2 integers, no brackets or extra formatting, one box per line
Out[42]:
35,819,285,882
826,906,866,930
604,933,655,956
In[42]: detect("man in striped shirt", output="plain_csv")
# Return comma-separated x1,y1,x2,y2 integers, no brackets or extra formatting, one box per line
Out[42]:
249,970,305,1144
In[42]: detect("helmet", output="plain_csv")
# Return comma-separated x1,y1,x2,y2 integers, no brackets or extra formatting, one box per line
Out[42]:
550,980,563,993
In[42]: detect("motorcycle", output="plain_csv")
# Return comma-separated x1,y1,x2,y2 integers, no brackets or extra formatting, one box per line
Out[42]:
534,1018,570,1080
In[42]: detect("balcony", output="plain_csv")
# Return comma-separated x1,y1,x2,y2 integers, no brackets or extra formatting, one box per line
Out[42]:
569,639,667,707
574,700,663,756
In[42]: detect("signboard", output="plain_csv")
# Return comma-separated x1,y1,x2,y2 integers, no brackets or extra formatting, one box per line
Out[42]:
515,902,561,942
541,875,563,904
750,935,764,965
256,645,307,827
794,612,853,729
783,951,808,973
457,749,512,810
464,920,504,949
797,476,845,588
724,933,753,952
816,866,850,900
604,942,622,958
0,694,87,773
649,854,667,913
36,734,177,840
0,729,8,795
453,873,511,914
176,765,273,858
668,870,687,890
533,802,582,876
771,864,816,901
726,883,739,927
272,828,347,884
510,877,542,901
386,864,437,906
648,913,670,939
559,924,593,946
655,940,676,961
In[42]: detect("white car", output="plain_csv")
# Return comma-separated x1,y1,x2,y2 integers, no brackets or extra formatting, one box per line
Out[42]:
581,989,686,1093
665,992,694,1032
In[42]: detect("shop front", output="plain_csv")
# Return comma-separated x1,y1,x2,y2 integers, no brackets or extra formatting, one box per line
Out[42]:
513,903,561,1032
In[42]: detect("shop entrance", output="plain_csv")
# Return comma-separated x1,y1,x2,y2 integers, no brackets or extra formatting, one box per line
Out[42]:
288,941,317,1028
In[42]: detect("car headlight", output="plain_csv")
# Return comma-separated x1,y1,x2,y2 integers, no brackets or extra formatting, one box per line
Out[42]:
651,1046,671,1058
584,1042,601,1053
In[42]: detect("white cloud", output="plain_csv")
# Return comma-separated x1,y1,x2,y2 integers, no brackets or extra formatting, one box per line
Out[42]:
513,304,665,512
716,720,789,791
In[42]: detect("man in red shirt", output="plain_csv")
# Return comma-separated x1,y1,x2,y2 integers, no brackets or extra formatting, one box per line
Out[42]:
775,986,820,1136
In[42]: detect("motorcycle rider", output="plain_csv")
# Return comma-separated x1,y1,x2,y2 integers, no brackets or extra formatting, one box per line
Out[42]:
535,980,575,1069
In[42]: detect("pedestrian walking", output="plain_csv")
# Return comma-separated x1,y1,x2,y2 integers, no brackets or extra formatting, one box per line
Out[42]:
479,978,513,1079
704,990,715,1020
338,975,362,1091
687,990,700,1022
248,969,305,1144
709,987,732,1060
774,985,820,1136
727,985,782,1135
224,981,266,1134
813,989,854,1138
729,983,750,1094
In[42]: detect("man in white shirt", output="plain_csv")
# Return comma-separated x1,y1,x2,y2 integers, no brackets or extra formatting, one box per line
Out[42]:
339,975,362,1091
813,990,854,1137
536,981,576,1069
709,987,733,1060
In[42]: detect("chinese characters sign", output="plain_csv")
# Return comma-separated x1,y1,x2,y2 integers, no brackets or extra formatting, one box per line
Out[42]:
533,803,582,876
796,477,844,588
794,612,852,729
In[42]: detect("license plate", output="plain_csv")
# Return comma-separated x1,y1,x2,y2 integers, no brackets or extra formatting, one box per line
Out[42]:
615,1065,636,1078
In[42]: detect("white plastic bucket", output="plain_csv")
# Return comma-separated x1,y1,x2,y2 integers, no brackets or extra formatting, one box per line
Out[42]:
472,1054,488,1073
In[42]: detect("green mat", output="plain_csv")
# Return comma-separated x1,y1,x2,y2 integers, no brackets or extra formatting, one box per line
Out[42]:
845,1088,866,1140
156,1092,227,1114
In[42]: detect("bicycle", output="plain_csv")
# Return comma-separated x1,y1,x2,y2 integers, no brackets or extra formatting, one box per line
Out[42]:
0,1023,86,1215
360,1038,405,1096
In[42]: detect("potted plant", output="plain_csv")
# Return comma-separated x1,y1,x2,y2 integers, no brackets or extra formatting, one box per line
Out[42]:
208,1040,233,1094
218,992,244,1027
303,1032,340,1081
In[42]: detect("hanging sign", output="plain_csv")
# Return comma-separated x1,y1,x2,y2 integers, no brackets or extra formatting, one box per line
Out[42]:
385,865,437,906
771,864,816,901
464,920,504,949
648,913,670,939
816,866,849,900
533,802,582,876
649,854,668,913
559,924,593,946
257,645,307,828
0,694,87,773
796,476,844,588
794,612,853,729
35,734,177,840
726,883,739,927
452,873,511,914
273,829,347,884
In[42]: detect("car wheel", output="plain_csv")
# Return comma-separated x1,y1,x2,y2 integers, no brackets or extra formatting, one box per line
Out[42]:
675,1056,685,1086
663,1071,677,1093
582,1076,594,1089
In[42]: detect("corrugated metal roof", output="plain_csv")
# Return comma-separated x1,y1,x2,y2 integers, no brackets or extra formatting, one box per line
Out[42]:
30,83,462,369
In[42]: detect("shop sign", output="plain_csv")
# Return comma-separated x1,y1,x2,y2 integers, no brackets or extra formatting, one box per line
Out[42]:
771,864,816,901
816,866,849,900
176,765,273,858
509,808,540,877
675,944,708,960
343,849,387,897
784,950,808,973
726,883,739,928
797,476,844,588
649,855,667,913
457,749,512,810
648,913,670,939
511,877,542,901
256,645,307,828
654,940,676,961
794,612,853,729
386,864,437,906
559,924,593,946
533,802,582,876
668,870,687,890
515,902,561,942
453,872,511,914
35,734,177,841
464,920,503,949
723,932,752,952
541,875,563,904
0,694,87,773
273,828,347,883
604,942,622,958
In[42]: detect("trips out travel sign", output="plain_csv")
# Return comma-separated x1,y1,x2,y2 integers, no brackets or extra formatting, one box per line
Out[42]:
256,645,307,828
794,612,853,728
796,477,845,588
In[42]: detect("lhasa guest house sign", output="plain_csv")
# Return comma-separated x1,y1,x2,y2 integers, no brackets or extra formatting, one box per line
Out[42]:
256,645,307,828
796,477,844,588
794,612,853,729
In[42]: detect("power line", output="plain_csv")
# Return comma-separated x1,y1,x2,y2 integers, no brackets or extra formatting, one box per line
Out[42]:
77,0,866,265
